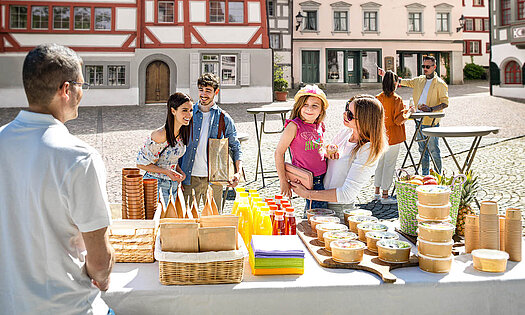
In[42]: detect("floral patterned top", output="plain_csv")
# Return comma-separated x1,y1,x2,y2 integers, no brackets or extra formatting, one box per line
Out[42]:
136,136,186,181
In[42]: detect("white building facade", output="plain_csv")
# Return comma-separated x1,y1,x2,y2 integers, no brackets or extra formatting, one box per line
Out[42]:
490,0,525,99
0,0,272,107
462,0,490,67
267,0,292,84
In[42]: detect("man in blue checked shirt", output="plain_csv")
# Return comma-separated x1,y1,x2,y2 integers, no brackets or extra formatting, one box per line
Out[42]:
179,73,243,211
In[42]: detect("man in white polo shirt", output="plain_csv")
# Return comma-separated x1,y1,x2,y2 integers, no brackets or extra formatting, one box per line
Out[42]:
0,44,115,314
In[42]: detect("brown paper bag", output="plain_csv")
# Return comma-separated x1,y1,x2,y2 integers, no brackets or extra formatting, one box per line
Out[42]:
208,137,235,184
160,218,198,224
199,227,236,252
174,186,186,218
202,190,214,217
199,215,239,249
207,186,219,215
190,193,199,219
160,223,199,252
164,193,178,218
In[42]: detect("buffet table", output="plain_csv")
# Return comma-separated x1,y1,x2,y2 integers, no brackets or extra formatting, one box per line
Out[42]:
102,242,525,314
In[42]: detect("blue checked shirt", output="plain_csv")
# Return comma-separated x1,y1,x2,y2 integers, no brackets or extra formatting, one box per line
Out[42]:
179,102,242,185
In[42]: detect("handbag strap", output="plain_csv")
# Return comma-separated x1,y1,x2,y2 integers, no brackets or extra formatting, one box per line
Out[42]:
218,112,226,138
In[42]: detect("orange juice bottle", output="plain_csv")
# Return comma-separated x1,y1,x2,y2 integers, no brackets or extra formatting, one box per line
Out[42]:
257,208,273,235
238,203,253,248
233,192,250,216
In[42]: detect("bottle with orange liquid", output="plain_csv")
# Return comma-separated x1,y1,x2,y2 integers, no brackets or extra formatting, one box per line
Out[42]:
274,195,283,209
232,191,249,216
284,208,296,235
238,203,253,248
268,204,278,223
255,207,273,235
272,210,286,235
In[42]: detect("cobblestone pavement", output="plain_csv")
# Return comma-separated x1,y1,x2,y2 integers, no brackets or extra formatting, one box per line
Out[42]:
1,81,524,226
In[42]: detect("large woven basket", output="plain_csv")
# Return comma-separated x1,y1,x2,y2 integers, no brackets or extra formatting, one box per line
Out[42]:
109,219,156,263
395,170,466,236
155,236,248,285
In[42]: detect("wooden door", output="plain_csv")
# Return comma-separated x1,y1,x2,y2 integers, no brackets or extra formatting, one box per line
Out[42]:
146,61,170,104
301,51,319,83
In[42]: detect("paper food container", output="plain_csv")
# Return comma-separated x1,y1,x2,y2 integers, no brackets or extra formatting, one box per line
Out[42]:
417,201,451,220
347,215,378,233
365,231,399,253
306,209,335,222
418,253,453,273
330,240,366,264
417,221,455,243
198,227,237,252
416,185,451,206
377,239,412,263
315,223,348,244
159,222,199,252
324,231,358,252
357,222,388,242
310,215,340,232
472,249,509,273
343,209,373,226
417,214,452,224
417,238,453,258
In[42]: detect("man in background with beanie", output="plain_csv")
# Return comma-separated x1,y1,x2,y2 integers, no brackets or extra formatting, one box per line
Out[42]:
0,43,115,314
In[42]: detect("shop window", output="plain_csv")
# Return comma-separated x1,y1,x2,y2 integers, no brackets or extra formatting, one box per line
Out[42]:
74,7,91,30
408,12,422,32
504,61,522,85
363,11,377,31
86,66,104,86
95,8,111,30
519,0,525,20
210,1,226,23
327,50,344,83
221,55,237,86
269,34,281,49
32,6,49,29
228,2,244,23
108,66,126,86
436,13,449,32
10,5,27,29
158,1,175,23
334,11,348,32
304,11,317,31
362,51,379,83
53,7,70,30
501,0,511,25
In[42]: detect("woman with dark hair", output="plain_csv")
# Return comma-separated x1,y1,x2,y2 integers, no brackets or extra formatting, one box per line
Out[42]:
137,92,193,204
290,95,388,219
374,71,415,204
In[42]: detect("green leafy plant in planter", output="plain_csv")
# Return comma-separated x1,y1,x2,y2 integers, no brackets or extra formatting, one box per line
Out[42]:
273,60,289,101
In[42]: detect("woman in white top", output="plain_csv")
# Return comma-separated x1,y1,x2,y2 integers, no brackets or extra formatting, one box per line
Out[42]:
290,95,388,218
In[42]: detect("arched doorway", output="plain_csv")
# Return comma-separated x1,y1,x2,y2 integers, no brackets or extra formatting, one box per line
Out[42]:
145,61,170,104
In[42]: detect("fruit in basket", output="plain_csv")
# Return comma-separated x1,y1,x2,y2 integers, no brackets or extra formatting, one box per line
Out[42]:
456,171,479,236
423,175,436,182
411,175,424,181
423,179,438,185
408,179,424,185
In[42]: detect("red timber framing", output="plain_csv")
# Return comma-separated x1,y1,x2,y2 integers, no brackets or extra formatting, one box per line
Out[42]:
1,0,269,52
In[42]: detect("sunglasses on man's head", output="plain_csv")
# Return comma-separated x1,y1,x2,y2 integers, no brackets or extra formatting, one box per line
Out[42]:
422,65,434,69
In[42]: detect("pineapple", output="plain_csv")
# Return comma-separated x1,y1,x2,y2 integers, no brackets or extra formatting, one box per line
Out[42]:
456,171,479,236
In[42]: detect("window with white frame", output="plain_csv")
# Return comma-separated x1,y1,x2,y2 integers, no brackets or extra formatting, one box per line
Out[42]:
465,18,474,31
210,1,226,23
228,2,244,23
10,5,27,29
363,11,377,31
86,65,104,86
304,10,317,31
53,7,70,30
436,12,449,32
334,11,348,32
408,12,422,32
95,8,111,30
158,1,175,23
221,55,237,86
269,34,281,49
74,7,91,30
108,66,126,86
32,6,49,29
202,54,220,77
463,40,481,55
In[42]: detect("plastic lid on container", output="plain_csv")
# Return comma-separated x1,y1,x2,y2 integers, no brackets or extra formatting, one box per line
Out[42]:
417,237,454,246
343,209,373,216
331,240,366,250
416,185,451,194
357,222,388,231
377,239,412,249
348,215,378,223
365,231,399,240
311,216,340,224
418,221,455,230
306,208,335,215
416,201,451,208
471,249,509,260
325,231,358,240
316,223,348,232
418,253,454,260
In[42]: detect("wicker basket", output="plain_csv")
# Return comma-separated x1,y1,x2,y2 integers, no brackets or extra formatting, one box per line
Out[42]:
155,236,248,285
109,219,156,263
395,170,466,236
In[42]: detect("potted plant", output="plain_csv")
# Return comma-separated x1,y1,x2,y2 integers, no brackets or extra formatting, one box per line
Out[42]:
274,78,289,101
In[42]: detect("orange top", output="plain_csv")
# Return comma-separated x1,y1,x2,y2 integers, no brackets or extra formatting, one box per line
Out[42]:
376,92,408,145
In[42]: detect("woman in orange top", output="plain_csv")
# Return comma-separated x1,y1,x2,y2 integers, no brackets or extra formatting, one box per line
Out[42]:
374,71,415,204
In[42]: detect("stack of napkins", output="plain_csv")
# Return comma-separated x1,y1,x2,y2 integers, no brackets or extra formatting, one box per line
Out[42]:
249,235,305,275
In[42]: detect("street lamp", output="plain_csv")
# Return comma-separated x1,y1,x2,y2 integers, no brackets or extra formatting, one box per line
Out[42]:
456,14,465,32
295,12,304,31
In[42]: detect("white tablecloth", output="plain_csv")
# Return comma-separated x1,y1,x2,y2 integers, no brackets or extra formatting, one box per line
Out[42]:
102,239,525,315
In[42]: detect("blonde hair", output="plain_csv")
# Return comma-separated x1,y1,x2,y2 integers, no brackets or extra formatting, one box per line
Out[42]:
347,95,387,165
289,95,327,123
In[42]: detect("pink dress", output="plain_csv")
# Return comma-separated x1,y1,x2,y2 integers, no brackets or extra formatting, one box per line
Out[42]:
285,117,327,176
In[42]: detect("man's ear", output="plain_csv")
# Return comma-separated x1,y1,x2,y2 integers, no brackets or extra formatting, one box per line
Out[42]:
58,82,71,101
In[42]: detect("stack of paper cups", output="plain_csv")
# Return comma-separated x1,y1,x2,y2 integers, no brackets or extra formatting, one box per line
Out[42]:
479,201,499,250
465,215,480,253
499,215,505,252
505,208,522,262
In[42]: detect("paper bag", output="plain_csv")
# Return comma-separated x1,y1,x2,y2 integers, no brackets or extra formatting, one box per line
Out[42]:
190,192,199,219
174,186,187,218
160,222,199,252
198,227,237,252
208,137,235,184
164,193,178,218
199,215,239,249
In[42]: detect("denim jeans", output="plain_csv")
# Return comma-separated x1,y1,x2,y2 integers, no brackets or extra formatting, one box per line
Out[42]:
108,308,115,315
143,173,178,205
417,124,442,175
303,173,329,217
